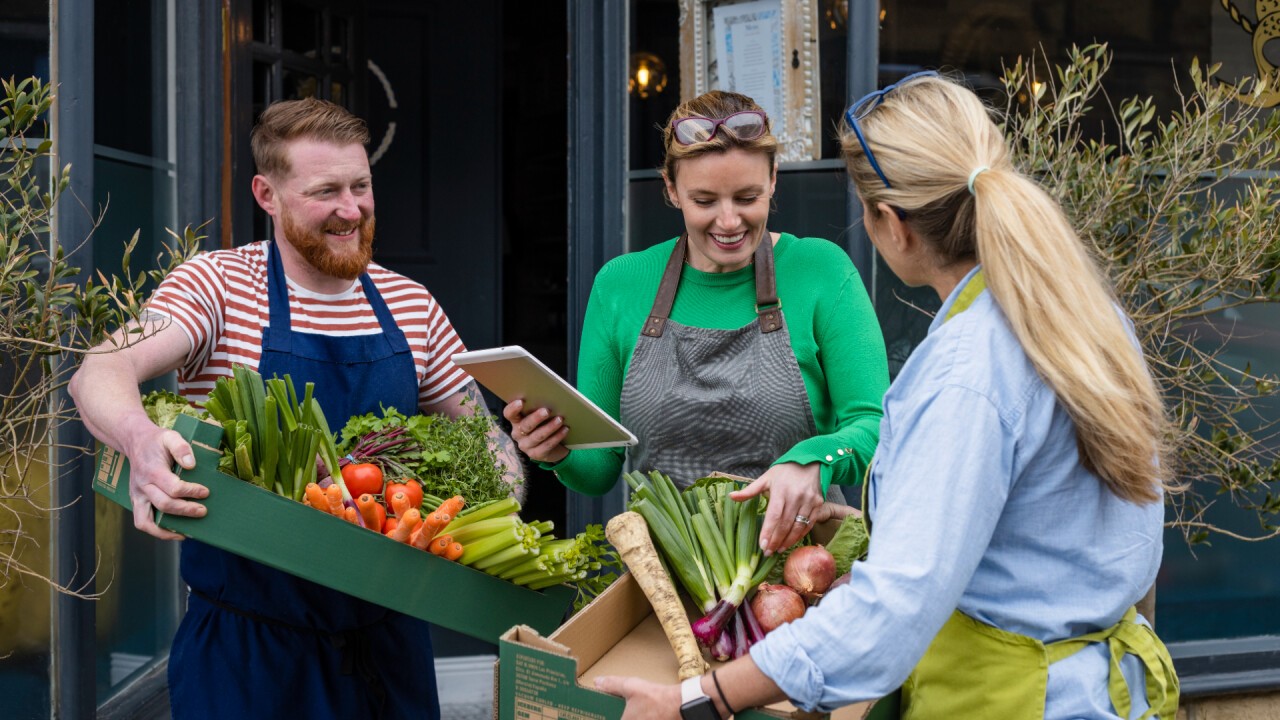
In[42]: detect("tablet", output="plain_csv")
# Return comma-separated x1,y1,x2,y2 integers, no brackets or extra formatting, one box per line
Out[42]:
452,346,639,450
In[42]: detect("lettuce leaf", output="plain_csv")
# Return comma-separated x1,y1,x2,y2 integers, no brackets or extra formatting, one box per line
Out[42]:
141,390,208,429
825,514,869,577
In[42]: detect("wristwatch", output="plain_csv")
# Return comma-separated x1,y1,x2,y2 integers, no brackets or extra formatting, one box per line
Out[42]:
680,676,722,720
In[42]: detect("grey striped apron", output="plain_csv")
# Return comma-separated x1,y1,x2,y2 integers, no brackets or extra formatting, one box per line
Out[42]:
619,232,830,495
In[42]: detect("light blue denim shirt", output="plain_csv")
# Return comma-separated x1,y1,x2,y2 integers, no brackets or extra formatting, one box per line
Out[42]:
750,266,1165,718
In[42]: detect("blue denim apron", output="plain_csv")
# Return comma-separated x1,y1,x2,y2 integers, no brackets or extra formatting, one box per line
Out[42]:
168,242,441,720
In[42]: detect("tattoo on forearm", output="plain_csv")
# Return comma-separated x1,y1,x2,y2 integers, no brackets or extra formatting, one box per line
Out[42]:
490,425,527,503
459,380,525,501
462,382,490,415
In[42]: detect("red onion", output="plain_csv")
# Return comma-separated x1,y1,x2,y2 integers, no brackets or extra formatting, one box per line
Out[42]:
783,545,837,602
750,583,806,634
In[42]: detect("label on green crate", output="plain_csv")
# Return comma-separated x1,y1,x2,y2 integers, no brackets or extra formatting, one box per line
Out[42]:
96,446,124,493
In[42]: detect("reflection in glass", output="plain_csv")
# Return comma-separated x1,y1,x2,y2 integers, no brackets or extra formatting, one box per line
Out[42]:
877,0,1210,136
282,68,320,100
0,2,50,83
95,0,166,157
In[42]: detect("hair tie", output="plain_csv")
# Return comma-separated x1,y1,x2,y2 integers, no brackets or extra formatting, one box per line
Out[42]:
967,166,990,195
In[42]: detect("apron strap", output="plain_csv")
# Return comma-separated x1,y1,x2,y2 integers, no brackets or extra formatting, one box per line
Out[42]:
1046,606,1180,720
753,232,782,334
358,271,411,354
264,241,294,354
641,235,687,338
642,231,780,338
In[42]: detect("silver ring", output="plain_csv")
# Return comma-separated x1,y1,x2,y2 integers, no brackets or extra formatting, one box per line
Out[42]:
794,514,811,525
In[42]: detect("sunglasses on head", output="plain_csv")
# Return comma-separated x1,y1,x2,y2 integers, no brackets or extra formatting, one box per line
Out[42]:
671,110,768,146
844,70,940,189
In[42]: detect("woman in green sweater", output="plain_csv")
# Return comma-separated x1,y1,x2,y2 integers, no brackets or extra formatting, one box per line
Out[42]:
505,90,889,552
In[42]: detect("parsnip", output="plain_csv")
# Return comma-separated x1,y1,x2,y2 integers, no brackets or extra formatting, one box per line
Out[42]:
606,511,708,681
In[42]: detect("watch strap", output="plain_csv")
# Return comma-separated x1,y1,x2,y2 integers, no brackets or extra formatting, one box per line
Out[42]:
681,676,708,705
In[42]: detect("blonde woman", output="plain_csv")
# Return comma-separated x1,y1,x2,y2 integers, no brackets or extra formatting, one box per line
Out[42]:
594,73,1178,720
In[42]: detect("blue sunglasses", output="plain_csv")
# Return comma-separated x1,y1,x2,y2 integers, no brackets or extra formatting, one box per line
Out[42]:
844,70,940,189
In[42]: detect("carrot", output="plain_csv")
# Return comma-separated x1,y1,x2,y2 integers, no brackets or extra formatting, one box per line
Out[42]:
304,483,329,512
436,495,465,520
324,485,345,516
605,511,708,681
383,517,399,535
389,491,413,519
342,506,360,524
357,493,387,532
409,521,433,551
419,510,451,541
387,508,421,543
443,541,465,562
428,533,454,556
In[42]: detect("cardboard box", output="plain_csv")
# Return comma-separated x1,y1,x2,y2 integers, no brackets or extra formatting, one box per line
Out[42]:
497,572,898,720
92,414,575,643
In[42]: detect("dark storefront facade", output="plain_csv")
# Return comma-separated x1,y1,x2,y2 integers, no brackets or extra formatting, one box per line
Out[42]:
1,1,1278,716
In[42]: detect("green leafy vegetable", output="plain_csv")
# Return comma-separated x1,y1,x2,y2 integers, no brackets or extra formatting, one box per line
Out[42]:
141,390,208,429
824,514,869,577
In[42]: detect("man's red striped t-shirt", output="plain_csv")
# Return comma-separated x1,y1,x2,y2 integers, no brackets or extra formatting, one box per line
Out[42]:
146,241,470,408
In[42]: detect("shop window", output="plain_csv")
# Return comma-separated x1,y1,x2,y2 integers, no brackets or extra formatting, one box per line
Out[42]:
92,0,184,706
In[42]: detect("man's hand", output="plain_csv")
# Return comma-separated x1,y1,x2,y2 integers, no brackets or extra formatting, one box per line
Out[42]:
123,421,210,540
731,461,824,555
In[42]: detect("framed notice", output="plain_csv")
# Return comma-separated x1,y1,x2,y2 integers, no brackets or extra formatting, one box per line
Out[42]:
679,0,822,162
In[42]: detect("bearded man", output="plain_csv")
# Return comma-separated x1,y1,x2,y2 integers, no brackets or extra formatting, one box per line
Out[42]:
70,98,523,720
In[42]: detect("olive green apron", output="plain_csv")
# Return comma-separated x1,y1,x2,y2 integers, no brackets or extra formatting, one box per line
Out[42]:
865,270,1179,720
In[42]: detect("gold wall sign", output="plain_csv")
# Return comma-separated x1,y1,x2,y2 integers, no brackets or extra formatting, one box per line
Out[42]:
1220,0,1280,107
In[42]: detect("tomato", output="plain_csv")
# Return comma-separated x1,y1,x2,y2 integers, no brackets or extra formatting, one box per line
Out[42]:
385,479,424,514
341,463,384,497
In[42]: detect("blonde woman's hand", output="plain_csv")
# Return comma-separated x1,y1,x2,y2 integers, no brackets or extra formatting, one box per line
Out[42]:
502,398,570,465
810,500,861,526
730,461,823,555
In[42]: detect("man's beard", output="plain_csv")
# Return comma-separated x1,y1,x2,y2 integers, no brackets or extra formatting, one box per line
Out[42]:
279,207,376,281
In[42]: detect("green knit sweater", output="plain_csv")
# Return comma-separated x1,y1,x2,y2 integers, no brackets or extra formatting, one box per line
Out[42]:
549,233,889,496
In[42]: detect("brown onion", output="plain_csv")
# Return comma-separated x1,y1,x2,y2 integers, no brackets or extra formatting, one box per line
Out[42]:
783,545,837,601
750,583,806,634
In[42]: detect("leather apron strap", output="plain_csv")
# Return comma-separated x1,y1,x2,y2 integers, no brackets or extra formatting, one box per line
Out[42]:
642,231,782,338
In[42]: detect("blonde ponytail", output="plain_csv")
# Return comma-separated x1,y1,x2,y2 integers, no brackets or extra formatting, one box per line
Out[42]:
974,170,1167,503
842,75,1170,504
